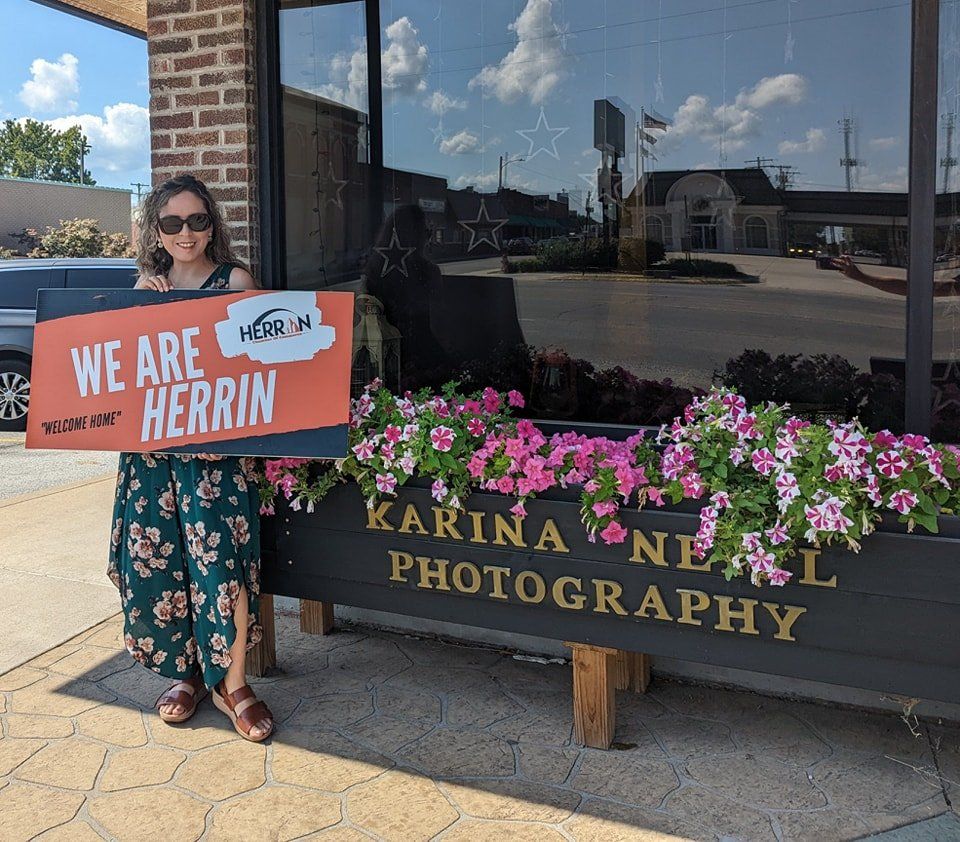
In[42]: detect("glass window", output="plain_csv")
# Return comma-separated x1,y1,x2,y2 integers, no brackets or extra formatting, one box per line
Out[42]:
65,268,138,289
0,268,54,309
934,0,960,442
278,0,910,428
744,216,769,250
280,0,372,291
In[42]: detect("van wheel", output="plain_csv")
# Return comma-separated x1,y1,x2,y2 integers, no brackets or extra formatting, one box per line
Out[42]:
0,358,30,432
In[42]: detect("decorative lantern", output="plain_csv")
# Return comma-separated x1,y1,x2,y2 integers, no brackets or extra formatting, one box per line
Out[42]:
530,348,580,418
351,293,402,396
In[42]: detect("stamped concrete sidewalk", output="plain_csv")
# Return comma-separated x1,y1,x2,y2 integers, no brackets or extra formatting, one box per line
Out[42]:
1,611,958,841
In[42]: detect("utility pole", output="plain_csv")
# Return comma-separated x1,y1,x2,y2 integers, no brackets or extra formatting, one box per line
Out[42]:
773,165,798,191
838,117,862,192
744,156,776,170
941,112,958,194
130,181,149,204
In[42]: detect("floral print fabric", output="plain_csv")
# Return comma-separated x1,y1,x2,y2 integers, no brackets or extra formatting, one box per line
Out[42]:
108,453,263,689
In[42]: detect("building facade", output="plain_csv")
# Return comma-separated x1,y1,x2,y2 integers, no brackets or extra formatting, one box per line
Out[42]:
0,177,132,252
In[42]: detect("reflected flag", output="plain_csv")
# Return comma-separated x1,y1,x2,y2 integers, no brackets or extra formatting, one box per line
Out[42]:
643,111,670,131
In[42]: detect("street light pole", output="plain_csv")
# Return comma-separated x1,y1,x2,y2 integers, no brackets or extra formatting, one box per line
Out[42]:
498,153,526,190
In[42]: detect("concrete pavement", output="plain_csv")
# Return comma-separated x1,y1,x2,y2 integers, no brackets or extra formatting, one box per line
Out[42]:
0,474,119,674
1,612,958,841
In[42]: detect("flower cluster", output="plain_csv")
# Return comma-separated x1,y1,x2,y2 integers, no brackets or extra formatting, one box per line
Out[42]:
256,382,960,588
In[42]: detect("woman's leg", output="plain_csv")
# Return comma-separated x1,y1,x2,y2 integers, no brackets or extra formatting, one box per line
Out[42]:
222,583,272,738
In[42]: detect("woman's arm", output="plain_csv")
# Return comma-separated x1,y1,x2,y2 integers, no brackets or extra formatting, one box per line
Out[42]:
831,255,960,297
228,266,260,290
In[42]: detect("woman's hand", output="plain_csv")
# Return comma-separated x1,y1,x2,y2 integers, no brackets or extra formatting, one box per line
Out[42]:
135,274,173,292
830,255,870,283
195,453,225,461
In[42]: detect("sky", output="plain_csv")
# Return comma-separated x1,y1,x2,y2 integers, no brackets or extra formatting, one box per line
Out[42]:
2,0,956,213
0,0,150,198
280,0,940,207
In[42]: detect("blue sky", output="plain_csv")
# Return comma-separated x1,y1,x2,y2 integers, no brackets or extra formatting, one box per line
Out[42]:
1,0,149,194
283,0,921,206
3,0,951,210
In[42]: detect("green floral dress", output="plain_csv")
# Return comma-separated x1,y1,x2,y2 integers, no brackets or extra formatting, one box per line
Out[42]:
107,264,263,689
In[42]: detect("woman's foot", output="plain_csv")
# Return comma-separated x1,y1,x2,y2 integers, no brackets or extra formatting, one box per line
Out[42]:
212,679,274,741
155,675,206,722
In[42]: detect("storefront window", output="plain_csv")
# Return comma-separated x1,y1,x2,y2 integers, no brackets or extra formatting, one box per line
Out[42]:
935,0,960,442
276,0,911,428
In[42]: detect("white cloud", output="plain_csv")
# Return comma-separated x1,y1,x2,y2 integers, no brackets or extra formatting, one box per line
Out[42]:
316,18,428,109
48,102,149,175
424,89,466,114
453,171,537,191
869,136,900,150
469,0,565,105
440,129,481,155
735,74,807,109
859,165,907,192
20,53,79,114
778,127,826,155
657,73,808,156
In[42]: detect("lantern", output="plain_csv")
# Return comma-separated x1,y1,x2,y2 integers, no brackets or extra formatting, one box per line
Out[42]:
351,293,402,395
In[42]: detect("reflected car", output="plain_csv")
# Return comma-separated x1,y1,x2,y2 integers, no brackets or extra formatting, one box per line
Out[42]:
0,258,137,431
787,242,818,258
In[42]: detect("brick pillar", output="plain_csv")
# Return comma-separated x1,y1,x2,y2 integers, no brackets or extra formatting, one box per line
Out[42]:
146,0,260,272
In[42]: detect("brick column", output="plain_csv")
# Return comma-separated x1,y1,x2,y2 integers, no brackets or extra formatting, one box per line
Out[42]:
146,0,260,272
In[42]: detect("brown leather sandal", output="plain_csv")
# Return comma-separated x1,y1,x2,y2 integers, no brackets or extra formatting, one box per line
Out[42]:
155,676,207,723
211,680,274,742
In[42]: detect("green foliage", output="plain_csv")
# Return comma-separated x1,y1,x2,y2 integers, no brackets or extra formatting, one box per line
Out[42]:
618,237,666,270
659,258,745,278
0,245,17,260
25,218,132,258
509,237,619,272
0,118,94,184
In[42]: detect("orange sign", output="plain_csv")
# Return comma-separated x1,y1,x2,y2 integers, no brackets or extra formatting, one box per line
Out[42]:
26,290,354,456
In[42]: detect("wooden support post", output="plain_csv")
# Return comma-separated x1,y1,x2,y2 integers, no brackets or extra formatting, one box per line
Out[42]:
300,598,335,635
246,593,276,677
615,650,651,693
564,642,618,749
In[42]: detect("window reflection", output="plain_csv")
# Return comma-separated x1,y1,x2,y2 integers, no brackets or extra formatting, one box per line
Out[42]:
280,0,914,429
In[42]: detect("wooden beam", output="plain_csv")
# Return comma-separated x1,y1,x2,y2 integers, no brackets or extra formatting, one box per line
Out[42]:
615,650,651,693
300,599,335,635
565,642,618,749
245,593,276,677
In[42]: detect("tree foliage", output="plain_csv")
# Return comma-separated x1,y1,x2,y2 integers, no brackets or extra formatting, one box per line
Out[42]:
0,118,94,184
12,218,134,258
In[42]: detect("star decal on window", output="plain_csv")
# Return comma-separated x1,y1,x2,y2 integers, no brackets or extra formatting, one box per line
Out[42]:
458,197,508,252
374,227,417,277
516,107,569,161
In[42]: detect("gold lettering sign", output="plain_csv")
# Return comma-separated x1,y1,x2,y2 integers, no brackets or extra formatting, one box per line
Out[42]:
372,500,829,645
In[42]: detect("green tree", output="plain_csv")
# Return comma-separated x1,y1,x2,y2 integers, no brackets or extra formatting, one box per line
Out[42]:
0,118,95,184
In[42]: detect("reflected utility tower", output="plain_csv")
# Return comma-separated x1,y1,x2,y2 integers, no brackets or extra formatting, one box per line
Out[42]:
838,117,862,192
942,113,958,193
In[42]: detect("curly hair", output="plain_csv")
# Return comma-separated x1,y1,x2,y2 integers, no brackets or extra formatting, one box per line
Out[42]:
135,174,243,277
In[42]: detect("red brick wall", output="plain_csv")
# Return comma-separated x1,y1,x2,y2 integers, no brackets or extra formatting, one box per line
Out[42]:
146,0,259,272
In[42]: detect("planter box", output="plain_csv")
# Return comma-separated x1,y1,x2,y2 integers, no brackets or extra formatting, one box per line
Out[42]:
260,481,960,738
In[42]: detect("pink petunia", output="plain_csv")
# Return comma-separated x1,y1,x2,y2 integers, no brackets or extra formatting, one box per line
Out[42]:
751,448,776,476
875,450,907,479
592,500,619,518
431,479,448,502
429,426,455,452
510,501,527,518
375,473,397,494
467,417,487,437
383,424,403,443
507,390,525,408
352,439,375,461
600,520,628,544
888,488,918,515
768,567,793,586
765,522,789,545
710,491,731,508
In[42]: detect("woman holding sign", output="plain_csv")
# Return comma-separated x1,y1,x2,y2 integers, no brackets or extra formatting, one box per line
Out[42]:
107,174,274,742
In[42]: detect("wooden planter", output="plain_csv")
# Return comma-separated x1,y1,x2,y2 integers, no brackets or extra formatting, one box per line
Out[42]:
254,481,960,746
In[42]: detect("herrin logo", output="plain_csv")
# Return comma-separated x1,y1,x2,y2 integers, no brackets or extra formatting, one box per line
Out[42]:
215,292,336,364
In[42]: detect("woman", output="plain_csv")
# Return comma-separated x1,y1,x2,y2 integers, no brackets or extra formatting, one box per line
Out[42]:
108,174,273,742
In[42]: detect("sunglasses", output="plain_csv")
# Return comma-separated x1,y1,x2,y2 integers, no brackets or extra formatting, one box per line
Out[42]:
158,213,212,235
